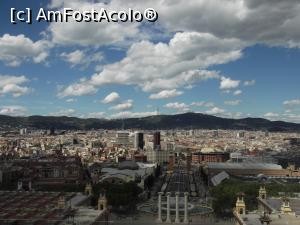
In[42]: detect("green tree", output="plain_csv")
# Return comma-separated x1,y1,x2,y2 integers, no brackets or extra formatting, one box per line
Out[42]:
93,181,142,213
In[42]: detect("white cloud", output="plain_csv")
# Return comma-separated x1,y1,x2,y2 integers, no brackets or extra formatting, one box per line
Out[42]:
59,32,242,97
49,109,76,116
149,89,183,99
233,90,242,96
50,0,300,48
148,0,300,48
66,98,77,103
0,75,31,97
102,92,120,104
285,109,292,113
86,112,106,118
283,99,300,107
282,113,300,123
206,107,225,115
264,112,280,120
58,80,98,98
0,105,27,116
60,50,103,67
224,100,242,106
110,111,157,119
191,101,215,107
265,112,279,117
223,111,244,119
48,0,140,47
0,34,50,67
220,76,240,89
244,80,256,86
261,112,300,123
184,85,194,90
222,90,231,94
61,50,84,65
110,99,133,111
164,102,190,112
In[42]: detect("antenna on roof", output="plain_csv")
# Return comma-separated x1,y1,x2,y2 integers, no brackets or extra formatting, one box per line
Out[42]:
122,118,125,130
156,106,160,116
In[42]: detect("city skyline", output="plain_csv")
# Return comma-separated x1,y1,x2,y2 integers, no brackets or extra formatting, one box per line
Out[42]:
1,0,300,123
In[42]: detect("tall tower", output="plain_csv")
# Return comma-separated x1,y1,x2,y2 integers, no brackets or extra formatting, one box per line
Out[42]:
84,183,93,196
134,132,144,150
167,155,175,173
98,193,108,211
121,119,125,130
258,186,267,214
259,186,267,200
153,131,161,151
156,107,160,116
235,192,246,216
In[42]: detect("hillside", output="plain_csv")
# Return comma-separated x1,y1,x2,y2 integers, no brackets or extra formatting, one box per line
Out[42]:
0,113,300,132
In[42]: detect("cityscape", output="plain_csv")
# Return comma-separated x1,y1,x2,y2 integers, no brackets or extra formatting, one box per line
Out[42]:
1,0,300,225
1,125,300,224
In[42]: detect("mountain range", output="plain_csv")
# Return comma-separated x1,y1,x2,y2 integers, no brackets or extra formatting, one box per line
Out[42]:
0,113,300,132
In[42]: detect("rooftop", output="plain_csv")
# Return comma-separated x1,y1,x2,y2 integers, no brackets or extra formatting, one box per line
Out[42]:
206,162,283,170
242,213,300,225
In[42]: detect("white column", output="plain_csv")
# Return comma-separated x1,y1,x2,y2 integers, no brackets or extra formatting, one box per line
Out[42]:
28,181,32,191
184,192,189,223
166,192,171,223
175,192,180,223
157,192,163,223
17,181,22,190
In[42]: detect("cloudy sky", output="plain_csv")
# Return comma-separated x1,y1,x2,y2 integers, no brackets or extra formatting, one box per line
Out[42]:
1,0,300,122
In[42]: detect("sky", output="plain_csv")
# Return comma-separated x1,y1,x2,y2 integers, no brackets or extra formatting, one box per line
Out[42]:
0,0,300,123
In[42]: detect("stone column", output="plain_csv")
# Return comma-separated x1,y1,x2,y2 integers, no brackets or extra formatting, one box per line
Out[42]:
175,192,180,223
166,192,171,223
184,192,189,223
28,181,32,191
157,192,163,223
17,181,22,191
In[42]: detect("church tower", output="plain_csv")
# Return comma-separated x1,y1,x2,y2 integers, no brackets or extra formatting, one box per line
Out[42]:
236,192,246,216
84,183,93,196
98,193,108,211
259,186,267,200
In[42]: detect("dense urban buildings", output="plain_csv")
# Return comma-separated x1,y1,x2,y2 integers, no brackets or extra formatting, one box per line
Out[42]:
1,128,300,224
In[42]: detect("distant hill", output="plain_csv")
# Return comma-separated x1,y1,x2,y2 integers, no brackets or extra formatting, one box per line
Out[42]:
0,113,300,132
